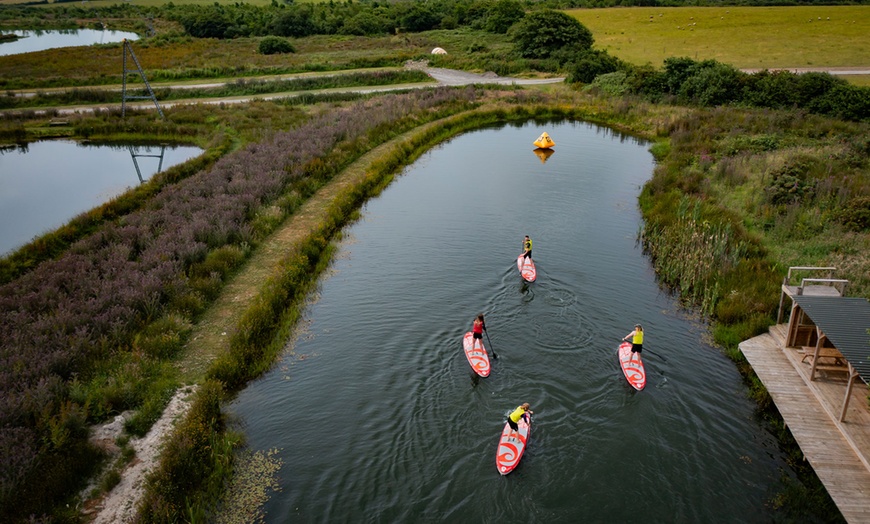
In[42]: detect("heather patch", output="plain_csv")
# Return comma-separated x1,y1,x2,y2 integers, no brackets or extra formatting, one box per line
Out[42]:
0,87,477,521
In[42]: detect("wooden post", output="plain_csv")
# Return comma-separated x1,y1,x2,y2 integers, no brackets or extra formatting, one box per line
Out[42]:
809,332,826,381
839,364,857,422
776,276,788,324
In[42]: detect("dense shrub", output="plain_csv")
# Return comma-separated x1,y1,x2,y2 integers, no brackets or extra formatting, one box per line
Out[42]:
483,0,526,34
566,48,623,84
585,71,630,96
837,196,870,232
257,36,295,55
609,58,870,122
509,10,594,59
340,12,390,36
765,157,819,206
677,61,745,106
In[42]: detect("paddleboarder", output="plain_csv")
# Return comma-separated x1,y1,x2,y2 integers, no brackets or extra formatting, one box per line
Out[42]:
522,235,532,260
623,324,644,364
472,314,486,352
507,403,533,439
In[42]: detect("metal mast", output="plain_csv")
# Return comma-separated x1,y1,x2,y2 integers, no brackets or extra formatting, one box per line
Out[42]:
121,39,164,118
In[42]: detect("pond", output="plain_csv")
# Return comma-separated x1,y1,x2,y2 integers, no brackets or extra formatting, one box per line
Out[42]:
0,141,202,256
227,121,789,521
0,29,139,56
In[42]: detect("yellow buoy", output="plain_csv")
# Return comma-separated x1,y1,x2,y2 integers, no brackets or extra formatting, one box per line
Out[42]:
533,132,554,149
532,148,554,164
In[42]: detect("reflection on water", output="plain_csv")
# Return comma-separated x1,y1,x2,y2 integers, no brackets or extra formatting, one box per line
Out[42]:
0,140,202,256
0,29,139,56
532,147,554,164
227,121,789,522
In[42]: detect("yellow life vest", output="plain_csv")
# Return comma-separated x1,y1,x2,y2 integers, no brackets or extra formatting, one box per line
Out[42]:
633,331,644,345
524,238,532,251
509,406,526,423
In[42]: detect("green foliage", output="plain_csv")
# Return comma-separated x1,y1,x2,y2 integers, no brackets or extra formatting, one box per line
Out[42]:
483,0,525,34
509,9,593,59
133,314,193,360
566,48,623,84
622,57,870,121
400,4,440,32
765,157,819,207
583,71,629,95
257,36,295,55
837,196,870,232
138,380,229,523
340,12,389,36
677,61,745,107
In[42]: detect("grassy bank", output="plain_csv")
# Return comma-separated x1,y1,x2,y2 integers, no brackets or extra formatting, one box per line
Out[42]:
638,104,868,522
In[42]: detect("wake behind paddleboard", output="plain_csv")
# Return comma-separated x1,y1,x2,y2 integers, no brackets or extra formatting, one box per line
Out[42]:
463,331,490,377
496,414,531,475
516,254,536,282
618,341,646,390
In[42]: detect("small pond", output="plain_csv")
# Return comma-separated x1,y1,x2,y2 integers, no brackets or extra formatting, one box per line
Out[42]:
0,140,202,256
0,29,139,56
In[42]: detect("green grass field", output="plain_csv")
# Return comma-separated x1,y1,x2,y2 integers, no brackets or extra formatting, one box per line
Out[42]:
569,6,870,70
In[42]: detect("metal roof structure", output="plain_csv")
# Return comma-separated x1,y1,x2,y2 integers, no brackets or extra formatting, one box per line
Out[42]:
793,295,870,383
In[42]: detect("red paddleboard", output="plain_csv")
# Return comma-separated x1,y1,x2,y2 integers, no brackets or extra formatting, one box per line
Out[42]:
618,341,646,390
463,332,490,377
496,414,531,475
516,254,536,282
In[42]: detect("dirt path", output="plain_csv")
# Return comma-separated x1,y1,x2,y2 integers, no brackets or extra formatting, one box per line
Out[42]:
9,67,563,116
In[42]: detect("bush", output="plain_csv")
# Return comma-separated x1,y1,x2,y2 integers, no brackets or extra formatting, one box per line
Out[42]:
484,0,525,34
765,157,819,206
678,61,746,107
837,196,870,232
566,48,623,84
584,71,629,96
509,10,593,59
258,36,295,55
340,12,389,36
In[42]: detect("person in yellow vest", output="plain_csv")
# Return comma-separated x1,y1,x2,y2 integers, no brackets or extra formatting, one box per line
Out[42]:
507,403,533,439
623,324,644,364
522,235,532,260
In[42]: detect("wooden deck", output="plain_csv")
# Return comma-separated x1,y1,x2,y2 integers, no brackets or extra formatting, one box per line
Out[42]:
740,324,870,523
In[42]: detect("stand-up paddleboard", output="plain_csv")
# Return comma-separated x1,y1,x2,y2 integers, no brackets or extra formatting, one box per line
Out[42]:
463,332,490,377
618,341,646,390
496,414,531,475
516,254,536,282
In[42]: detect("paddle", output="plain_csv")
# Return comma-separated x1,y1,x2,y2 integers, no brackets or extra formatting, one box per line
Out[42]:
484,328,498,359
620,339,668,363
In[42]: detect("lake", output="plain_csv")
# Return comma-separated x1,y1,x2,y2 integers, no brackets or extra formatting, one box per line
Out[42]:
227,120,789,521
0,29,139,56
0,141,202,256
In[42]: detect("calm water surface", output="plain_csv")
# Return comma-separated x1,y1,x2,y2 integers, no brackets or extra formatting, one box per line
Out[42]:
0,29,139,56
0,141,202,256
228,121,787,522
